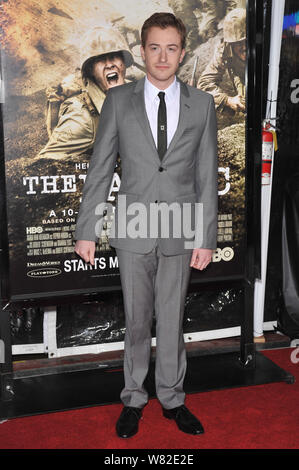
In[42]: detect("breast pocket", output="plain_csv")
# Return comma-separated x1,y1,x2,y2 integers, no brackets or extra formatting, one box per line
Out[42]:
183,127,197,137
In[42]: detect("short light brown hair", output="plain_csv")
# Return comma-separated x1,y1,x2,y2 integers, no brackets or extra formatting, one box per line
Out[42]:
141,12,186,49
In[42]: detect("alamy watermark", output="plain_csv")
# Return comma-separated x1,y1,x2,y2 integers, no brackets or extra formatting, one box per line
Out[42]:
95,195,204,249
290,339,299,364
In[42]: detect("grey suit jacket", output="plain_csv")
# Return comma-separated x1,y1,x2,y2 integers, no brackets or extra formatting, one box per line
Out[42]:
74,77,218,255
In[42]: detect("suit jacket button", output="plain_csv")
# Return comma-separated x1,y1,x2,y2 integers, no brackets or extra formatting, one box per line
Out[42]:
159,167,164,172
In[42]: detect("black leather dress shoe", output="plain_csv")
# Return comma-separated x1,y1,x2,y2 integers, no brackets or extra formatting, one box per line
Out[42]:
162,405,204,435
116,406,142,438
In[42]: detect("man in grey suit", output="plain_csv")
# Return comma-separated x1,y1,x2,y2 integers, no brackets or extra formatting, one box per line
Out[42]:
75,12,218,438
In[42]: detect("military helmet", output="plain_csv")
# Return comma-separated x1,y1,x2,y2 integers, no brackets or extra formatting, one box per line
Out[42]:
223,8,246,43
80,26,134,76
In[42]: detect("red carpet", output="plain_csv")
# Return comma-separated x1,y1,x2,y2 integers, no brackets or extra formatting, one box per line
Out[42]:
0,348,298,449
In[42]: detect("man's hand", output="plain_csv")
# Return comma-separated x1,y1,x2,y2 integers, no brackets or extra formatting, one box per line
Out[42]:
74,240,96,266
227,95,245,112
190,248,213,271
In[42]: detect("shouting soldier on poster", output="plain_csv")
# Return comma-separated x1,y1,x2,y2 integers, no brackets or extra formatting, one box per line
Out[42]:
197,8,246,125
37,26,133,161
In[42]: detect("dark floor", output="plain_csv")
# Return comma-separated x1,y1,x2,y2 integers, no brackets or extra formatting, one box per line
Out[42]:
12,331,291,379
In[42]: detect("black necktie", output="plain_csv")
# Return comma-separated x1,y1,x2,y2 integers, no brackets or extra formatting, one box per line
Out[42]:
157,91,167,160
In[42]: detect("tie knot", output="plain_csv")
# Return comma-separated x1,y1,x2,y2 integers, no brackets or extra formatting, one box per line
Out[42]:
158,91,165,101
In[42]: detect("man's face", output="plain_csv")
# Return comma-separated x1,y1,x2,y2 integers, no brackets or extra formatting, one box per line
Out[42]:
140,26,185,89
92,53,126,92
232,40,246,62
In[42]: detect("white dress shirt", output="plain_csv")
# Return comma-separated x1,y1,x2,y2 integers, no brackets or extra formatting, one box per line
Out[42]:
144,76,180,149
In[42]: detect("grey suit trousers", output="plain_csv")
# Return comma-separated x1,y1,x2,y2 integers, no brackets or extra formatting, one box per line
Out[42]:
116,244,192,409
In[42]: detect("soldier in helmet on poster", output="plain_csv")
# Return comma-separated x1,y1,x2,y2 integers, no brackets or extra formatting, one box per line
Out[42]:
37,26,133,161
197,8,246,122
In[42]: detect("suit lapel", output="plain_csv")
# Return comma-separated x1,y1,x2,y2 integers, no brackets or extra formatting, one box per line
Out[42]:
131,77,191,164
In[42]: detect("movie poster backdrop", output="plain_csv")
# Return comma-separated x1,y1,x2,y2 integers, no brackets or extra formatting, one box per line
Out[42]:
1,0,247,300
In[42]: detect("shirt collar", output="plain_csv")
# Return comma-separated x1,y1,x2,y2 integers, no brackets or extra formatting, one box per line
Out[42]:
144,75,179,103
